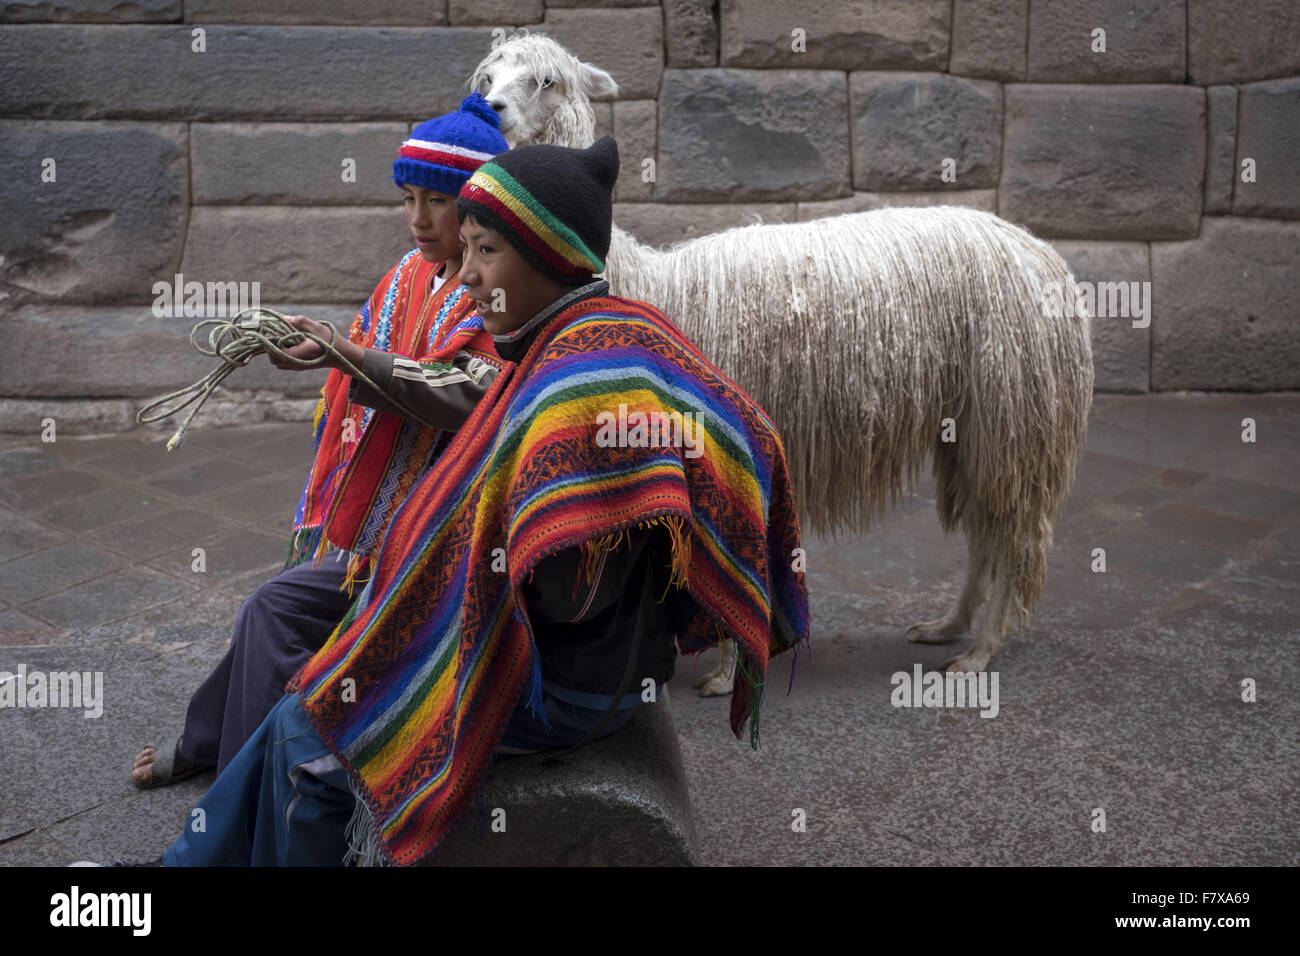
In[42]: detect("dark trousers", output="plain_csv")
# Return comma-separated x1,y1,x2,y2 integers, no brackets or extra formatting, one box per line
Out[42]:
179,550,355,773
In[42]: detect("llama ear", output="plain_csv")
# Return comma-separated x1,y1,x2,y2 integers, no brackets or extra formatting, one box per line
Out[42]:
580,62,619,101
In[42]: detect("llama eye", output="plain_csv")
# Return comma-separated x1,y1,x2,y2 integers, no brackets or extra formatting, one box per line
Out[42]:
539,76,553,89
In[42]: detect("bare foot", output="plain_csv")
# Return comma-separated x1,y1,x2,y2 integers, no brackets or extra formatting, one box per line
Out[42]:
131,740,203,787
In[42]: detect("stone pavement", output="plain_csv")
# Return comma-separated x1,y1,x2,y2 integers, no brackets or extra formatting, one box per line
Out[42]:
0,393,1296,866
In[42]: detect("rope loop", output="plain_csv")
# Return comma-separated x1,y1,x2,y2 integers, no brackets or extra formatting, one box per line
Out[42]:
136,307,425,451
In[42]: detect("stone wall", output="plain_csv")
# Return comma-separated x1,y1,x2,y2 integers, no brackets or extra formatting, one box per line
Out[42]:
1,0,1297,432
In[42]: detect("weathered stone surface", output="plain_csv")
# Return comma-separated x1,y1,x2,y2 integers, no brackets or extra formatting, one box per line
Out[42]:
0,0,177,19
541,6,663,101
1188,0,1300,84
950,0,1027,81
0,25,491,120
0,304,352,398
1232,77,1300,220
1027,0,1184,83
0,399,135,435
1001,85,1204,239
614,202,797,248
1151,217,1300,390
0,121,187,306
1050,240,1151,392
664,0,716,68
179,207,414,303
613,100,656,202
796,189,998,220
656,69,850,202
546,0,647,6
423,693,698,866
448,0,541,26
1204,86,1238,215
850,72,1001,190
188,0,445,24
719,0,950,71
192,123,409,205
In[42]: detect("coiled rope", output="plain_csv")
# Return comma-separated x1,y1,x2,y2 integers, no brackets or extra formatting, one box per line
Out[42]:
136,307,426,450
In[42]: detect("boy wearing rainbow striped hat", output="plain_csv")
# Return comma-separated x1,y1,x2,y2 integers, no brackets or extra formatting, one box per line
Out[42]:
130,95,507,791
138,136,809,867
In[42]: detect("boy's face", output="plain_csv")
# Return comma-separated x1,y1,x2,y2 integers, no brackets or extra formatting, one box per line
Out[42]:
458,213,566,336
401,183,460,264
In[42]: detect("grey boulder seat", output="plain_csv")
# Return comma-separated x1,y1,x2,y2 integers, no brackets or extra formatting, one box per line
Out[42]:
420,687,699,866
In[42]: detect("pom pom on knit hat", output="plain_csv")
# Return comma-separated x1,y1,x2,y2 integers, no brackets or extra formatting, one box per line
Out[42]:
456,135,620,287
392,93,509,196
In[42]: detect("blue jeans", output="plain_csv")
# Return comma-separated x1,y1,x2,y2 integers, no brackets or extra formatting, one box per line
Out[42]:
162,683,646,866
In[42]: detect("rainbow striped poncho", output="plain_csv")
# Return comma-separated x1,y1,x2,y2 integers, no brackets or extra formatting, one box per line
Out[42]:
286,251,499,591
289,293,811,865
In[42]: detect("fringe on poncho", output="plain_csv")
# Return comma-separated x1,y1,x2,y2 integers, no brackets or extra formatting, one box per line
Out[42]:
286,250,500,592
288,293,811,865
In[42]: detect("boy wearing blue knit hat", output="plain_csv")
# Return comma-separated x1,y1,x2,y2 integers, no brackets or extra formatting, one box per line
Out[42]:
130,94,509,790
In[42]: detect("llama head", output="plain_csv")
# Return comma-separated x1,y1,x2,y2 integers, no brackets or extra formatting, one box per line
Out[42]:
467,29,618,149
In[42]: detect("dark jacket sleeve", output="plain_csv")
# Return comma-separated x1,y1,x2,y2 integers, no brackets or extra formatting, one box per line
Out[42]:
522,529,656,625
346,347,498,431
520,527,694,696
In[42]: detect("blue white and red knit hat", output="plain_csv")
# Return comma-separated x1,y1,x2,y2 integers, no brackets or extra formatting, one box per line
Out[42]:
392,93,508,195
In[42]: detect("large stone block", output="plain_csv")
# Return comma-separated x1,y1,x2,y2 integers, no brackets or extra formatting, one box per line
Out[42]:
719,0,950,71
664,0,717,68
1000,85,1204,240
0,25,491,120
614,202,797,248
179,207,414,304
0,121,187,306
448,0,542,26
796,190,998,220
1151,217,1300,390
1232,78,1300,220
188,0,445,24
950,0,1027,81
0,0,178,19
655,69,850,202
613,100,656,202
1049,240,1150,393
541,5,663,101
850,72,1001,190
1204,86,1238,216
0,304,352,398
0,398,135,435
192,123,410,205
1027,0,1184,82
1188,0,1300,84
423,693,699,866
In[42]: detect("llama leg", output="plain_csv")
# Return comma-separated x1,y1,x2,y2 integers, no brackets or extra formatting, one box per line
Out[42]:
906,540,989,645
944,567,1015,673
693,637,737,697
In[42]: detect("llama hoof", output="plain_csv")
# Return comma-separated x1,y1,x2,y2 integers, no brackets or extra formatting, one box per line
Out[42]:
906,618,964,645
696,675,735,697
943,652,991,674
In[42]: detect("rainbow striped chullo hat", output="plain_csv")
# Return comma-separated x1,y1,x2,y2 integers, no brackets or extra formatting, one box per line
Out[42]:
456,135,619,286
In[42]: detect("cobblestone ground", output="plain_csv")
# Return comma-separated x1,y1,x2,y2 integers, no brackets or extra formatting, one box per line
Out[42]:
1,393,1296,866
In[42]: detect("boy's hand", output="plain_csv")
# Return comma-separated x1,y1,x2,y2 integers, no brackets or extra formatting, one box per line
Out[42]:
267,315,337,371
